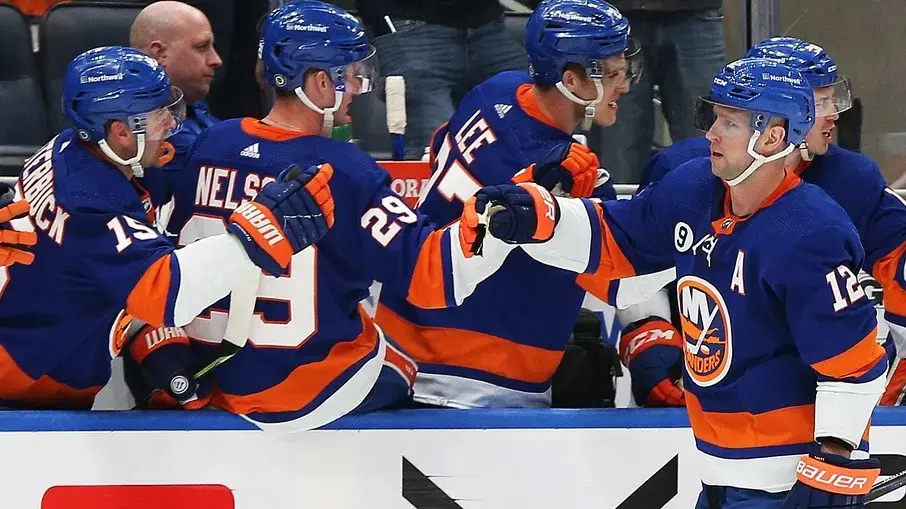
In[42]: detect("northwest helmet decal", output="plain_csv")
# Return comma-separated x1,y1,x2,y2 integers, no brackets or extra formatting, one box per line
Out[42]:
678,276,733,387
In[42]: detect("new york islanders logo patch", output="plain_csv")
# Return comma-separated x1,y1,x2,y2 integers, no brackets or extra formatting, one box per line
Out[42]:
678,276,733,387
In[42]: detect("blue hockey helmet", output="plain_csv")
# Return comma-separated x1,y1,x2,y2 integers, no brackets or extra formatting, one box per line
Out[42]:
259,0,377,95
258,1,377,135
746,37,852,117
525,0,641,87
693,58,816,185
62,46,186,176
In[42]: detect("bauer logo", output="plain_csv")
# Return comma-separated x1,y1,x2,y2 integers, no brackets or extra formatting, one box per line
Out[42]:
678,276,732,387
761,73,803,86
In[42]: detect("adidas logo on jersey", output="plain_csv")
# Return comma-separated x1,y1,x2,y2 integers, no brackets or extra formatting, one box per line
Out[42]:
240,143,261,159
494,103,512,119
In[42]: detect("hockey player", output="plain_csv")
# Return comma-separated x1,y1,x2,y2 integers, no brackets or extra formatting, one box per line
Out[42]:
157,1,559,431
0,183,35,267
374,0,641,408
0,45,333,409
478,57,887,507
619,37,906,409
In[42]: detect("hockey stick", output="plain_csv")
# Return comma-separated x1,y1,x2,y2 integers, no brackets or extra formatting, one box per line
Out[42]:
386,75,407,161
867,467,906,503
193,264,259,378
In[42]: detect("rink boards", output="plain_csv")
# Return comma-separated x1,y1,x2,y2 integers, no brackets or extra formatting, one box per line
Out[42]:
4,407,906,509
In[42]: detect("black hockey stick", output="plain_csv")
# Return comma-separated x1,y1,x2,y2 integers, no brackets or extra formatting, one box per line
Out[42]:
867,467,906,502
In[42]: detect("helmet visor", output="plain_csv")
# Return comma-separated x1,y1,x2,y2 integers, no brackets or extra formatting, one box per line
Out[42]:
588,39,643,87
128,86,187,141
814,76,852,117
693,97,757,139
336,47,379,95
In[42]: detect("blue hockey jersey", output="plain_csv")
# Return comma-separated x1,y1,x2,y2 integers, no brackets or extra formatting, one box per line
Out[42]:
165,118,511,429
0,132,243,408
529,158,888,491
640,138,906,405
375,71,618,408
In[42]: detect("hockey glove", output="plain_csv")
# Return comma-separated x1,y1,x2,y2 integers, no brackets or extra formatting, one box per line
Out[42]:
229,163,335,276
512,143,599,198
783,445,880,509
0,185,36,267
127,324,210,410
460,182,559,256
619,318,685,407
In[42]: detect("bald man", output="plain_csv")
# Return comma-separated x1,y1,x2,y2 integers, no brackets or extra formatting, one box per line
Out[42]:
130,1,222,208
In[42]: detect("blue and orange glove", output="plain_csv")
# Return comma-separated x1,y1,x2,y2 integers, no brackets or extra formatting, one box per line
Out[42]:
127,324,210,410
783,444,880,509
512,143,599,198
0,185,36,267
619,317,685,407
229,163,335,276
460,182,559,256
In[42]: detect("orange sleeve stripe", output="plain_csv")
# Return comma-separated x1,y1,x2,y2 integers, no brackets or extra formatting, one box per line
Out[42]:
376,305,563,384
211,308,379,415
686,390,815,449
407,229,448,309
0,344,99,408
811,328,885,379
575,206,636,300
873,241,906,316
126,254,173,327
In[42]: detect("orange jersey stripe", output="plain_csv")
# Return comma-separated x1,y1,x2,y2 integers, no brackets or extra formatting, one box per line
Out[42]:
377,305,563,384
211,308,380,415
126,254,173,327
686,390,815,449
811,328,884,379
873,241,906,317
0,344,99,408
407,229,448,309
516,84,560,130
239,117,305,141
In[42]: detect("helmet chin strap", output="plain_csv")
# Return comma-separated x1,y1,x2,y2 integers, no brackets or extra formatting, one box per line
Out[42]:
556,80,604,131
798,141,815,161
724,131,796,187
295,87,343,137
97,134,147,178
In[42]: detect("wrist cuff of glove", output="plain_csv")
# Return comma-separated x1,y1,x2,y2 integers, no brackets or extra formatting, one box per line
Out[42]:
619,318,682,366
795,454,879,496
130,325,190,364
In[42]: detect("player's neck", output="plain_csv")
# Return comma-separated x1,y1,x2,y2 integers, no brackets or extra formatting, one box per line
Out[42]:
727,162,786,217
263,98,323,136
784,151,804,171
531,85,581,134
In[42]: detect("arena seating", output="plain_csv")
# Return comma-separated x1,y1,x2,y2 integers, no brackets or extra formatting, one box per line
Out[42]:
0,3,47,175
